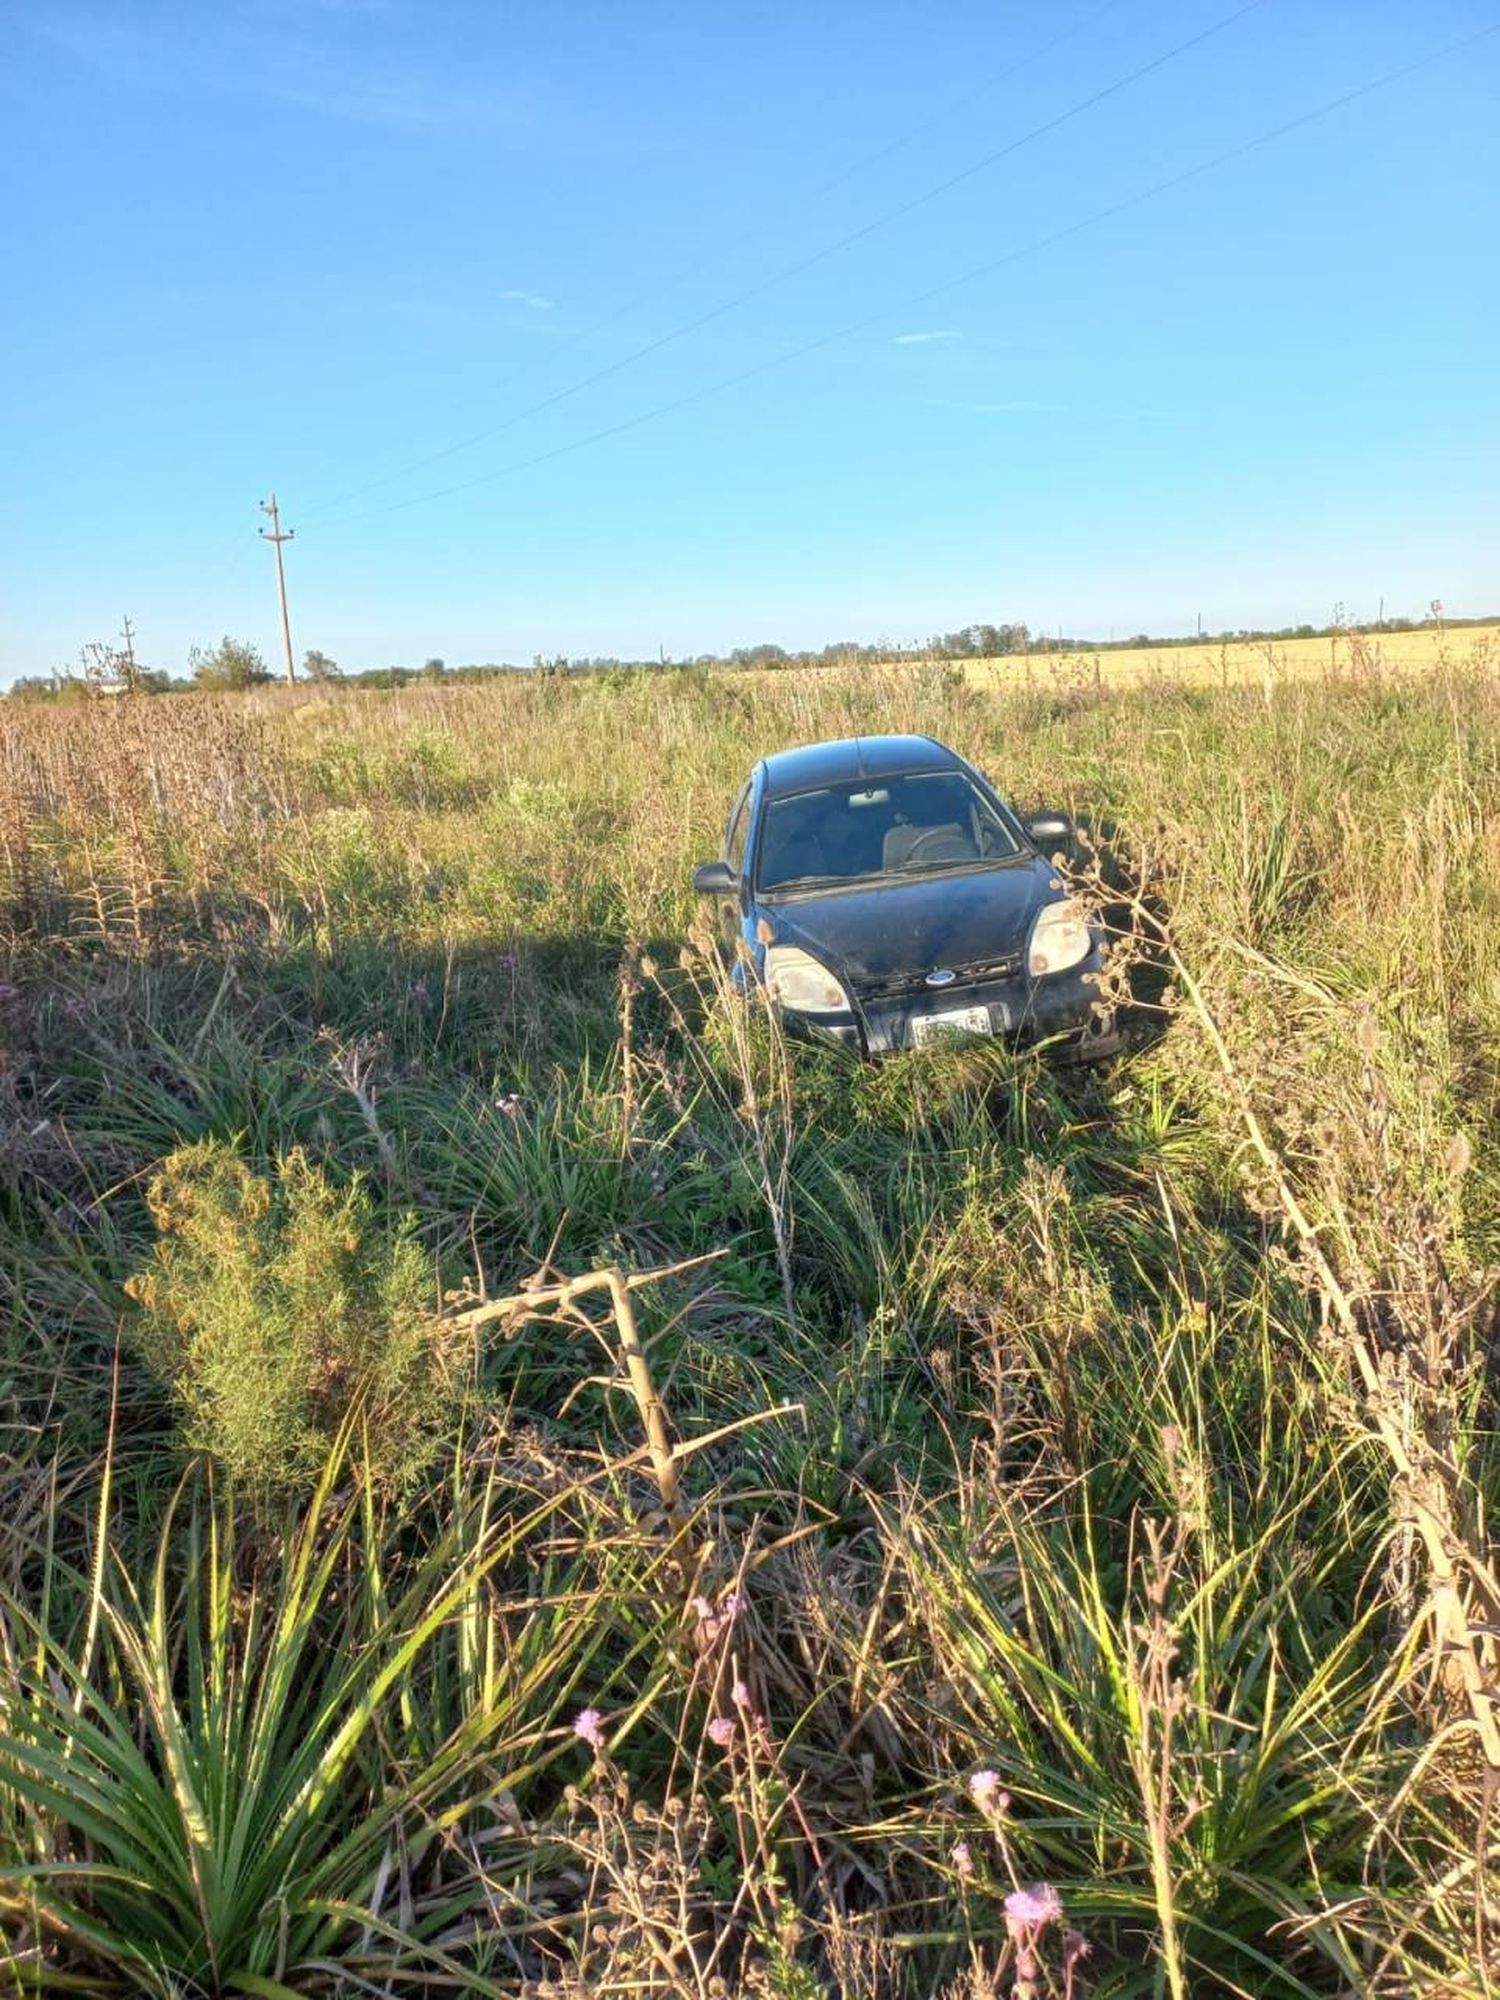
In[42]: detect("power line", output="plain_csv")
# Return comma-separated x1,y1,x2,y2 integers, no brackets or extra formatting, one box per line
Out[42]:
778,0,1134,209
311,15,1497,534
298,0,1258,522
296,0,1127,522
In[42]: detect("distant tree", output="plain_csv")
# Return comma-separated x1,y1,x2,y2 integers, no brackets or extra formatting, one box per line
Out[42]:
921,621,1028,660
190,637,271,691
7,673,70,702
302,649,341,682
78,627,162,695
422,656,446,677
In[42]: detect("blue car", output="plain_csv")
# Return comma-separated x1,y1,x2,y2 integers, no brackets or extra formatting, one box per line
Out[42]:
691,734,1118,1059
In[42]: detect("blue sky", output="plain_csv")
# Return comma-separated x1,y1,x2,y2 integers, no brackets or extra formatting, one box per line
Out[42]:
2,0,1497,682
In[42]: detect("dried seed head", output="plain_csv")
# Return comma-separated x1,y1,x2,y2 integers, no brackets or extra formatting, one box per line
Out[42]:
1355,1013,1379,1056
1445,1130,1473,1178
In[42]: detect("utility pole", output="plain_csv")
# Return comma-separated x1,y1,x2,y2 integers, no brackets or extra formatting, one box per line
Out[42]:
119,615,139,691
259,494,297,687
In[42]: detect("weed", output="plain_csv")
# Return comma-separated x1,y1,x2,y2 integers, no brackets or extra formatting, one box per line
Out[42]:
125,1140,460,1494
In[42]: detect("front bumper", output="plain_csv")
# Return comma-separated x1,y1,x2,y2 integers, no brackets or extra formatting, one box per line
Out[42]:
791,949,1118,1059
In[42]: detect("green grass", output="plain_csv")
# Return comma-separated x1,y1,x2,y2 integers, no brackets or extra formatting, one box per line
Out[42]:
2,651,1498,1995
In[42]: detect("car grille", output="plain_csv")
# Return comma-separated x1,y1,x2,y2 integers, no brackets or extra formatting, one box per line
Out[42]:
854,952,1023,1002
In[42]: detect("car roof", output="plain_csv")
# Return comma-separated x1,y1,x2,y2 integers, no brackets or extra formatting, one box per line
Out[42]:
759,734,963,800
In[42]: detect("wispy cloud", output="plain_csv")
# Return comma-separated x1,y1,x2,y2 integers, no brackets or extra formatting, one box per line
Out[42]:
267,71,541,137
922,396,1046,415
892,329,961,347
23,5,547,142
500,290,555,311
260,0,402,16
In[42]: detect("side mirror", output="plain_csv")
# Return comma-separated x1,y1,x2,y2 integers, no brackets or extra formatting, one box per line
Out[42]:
1025,811,1074,846
692,859,738,895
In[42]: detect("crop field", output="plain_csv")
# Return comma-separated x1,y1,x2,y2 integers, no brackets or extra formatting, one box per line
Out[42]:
3,641,1500,1997
963,619,1500,693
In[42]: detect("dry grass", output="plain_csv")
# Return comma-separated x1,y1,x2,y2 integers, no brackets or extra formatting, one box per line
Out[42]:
2,637,1500,1995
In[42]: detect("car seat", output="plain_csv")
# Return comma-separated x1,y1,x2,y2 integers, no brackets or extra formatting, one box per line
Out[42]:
882,820,976,870
760,807,829,886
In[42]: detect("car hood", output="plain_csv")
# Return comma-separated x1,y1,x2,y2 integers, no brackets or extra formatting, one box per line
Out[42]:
767,859,1055,985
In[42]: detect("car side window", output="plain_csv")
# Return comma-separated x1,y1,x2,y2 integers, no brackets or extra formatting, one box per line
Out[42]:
725,787,751,872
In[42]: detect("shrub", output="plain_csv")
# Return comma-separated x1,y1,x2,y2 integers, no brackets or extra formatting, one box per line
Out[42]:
126,1140,459,1492
189,635,270,690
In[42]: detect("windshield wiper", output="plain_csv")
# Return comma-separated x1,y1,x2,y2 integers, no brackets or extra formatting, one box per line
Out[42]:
762,872,856,893
886,855,997,876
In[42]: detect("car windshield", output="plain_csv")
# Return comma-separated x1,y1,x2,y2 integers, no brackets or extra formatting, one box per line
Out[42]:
756,770,1021,893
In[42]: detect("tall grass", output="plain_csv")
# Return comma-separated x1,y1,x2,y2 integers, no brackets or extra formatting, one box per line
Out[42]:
2,645,1498,1994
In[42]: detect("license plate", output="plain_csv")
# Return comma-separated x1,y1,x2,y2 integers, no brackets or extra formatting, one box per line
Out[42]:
912,1003,997,1046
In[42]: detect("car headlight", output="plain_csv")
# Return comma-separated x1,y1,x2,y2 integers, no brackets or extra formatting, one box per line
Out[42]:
763,944,850,1012
1027,898,1091,977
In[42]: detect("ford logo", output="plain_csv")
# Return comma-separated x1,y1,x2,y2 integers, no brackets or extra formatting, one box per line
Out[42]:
925,969,957,987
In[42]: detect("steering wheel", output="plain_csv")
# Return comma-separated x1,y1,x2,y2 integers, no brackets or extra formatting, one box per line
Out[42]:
904,826,975,865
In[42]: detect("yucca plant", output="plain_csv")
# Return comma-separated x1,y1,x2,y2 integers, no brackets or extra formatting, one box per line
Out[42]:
0,1436,680,1995
883,1473,1427,1998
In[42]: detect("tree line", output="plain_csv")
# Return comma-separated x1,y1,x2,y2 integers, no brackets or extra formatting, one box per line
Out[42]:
7,609,1495,701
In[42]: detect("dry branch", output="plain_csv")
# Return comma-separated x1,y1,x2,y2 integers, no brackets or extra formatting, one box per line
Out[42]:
444,1251,729,1529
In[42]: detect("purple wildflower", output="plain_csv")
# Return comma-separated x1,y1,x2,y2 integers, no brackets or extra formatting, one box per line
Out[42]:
731,1679,753,1709
1004,1886,1064,2000
1062,1929,1092,2000
968,1768,1010,1815
691,1589,745,1648
1004,1882,1063,1940
706,1715,735,1748
572,1707,606,1754
950,1839,974,1881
